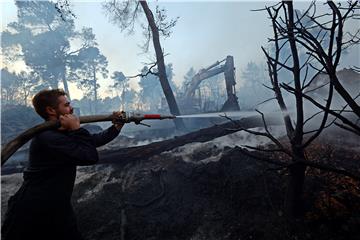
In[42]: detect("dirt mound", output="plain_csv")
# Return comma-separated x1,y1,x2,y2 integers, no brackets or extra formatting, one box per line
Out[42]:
75,142,358,240
70,148,282,240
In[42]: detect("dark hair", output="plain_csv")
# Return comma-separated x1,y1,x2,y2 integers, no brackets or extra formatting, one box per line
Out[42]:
32,89,67,120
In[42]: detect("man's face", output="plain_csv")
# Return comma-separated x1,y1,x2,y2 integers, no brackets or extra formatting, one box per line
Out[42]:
55,95,73,118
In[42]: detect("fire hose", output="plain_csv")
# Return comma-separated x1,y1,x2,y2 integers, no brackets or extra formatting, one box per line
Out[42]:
1,112,175,166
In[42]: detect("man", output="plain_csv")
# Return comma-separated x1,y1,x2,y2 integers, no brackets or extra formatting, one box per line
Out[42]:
2,89,124,240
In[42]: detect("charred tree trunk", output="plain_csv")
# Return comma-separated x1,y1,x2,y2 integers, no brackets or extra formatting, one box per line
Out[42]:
285,149,307,218
262,0,359,218
284,1,305,218
263,1,309,219
140,1,185,131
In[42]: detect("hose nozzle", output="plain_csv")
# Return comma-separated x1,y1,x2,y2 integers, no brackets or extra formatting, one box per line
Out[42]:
143,114,176,120
113,112,176,125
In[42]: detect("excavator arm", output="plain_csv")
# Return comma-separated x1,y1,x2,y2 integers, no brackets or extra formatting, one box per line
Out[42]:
185,66,225,97
184,55,240,111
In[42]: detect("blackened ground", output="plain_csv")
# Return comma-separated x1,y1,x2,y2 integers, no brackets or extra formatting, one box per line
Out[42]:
71,144,359,240
73,149,281,240
2,132,359,240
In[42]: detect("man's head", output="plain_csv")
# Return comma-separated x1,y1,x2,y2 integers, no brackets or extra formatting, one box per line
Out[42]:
32,89,73,120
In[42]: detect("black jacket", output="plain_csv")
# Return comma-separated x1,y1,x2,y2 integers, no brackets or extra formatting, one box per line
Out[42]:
2,126,120,240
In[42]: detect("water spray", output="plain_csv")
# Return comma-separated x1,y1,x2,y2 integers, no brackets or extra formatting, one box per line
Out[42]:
175,111,257,119
113,112,176,127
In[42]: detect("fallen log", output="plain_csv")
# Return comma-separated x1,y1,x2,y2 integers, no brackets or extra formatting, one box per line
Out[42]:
1,113,282,173
99,114,282,164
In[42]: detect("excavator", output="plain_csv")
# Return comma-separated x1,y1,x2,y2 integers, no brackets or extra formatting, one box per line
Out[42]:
182,55,240,113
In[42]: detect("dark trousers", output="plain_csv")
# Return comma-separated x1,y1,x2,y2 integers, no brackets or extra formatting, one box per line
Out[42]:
2,196,84,240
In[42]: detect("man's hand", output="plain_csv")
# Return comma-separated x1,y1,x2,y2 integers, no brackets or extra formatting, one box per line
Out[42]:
112,111,125,131
59,114,80,131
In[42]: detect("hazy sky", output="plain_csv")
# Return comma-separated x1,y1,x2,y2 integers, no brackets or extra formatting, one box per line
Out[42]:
1,0,359,100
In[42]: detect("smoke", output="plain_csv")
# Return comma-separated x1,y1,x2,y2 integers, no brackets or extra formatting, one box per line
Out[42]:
162,126,286,165
134,138,166,147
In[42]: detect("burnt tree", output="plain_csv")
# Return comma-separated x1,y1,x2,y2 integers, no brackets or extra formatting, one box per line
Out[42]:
103,0,185,130
139,1,185,130
281,0,360,135
240,0,360,218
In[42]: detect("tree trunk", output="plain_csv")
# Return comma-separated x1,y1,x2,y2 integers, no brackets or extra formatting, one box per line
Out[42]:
121,88,125,111
283,1,306,219
62,79,70,100
24,90,28,106
93,66,98,114
284,149,306,218
62,70,71,100
140,1,185,131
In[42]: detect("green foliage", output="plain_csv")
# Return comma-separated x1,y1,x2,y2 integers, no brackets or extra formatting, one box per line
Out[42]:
111,71,128,92
110,71,130,110
73,46,109,107
122,89,137,109
1,1,106,100
138,66,162,110
4,1,76,89
71,96,122,115
1,68,19,105
183,67,196,87
1,68,45,106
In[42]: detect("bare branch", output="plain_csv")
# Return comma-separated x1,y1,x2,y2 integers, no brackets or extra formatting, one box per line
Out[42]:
241,145,285,153
304,81,329,94
305,93,359,135
302,80,334,148
334,122,360,135
220,113,292,156
302,65,326,90
234,147,288,167
262,47,293,71
282,83,360,135
295,159,360,181
262,83,274,91
235,147,360,181
254,96,277,108
128,61,158,78
303,110,324,126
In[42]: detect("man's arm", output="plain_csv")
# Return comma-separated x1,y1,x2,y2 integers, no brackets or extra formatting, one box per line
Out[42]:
91,123,123,147
90,111,124,147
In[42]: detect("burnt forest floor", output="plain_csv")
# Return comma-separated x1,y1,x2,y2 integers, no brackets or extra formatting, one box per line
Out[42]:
73,129,360,240
1,128,359,240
